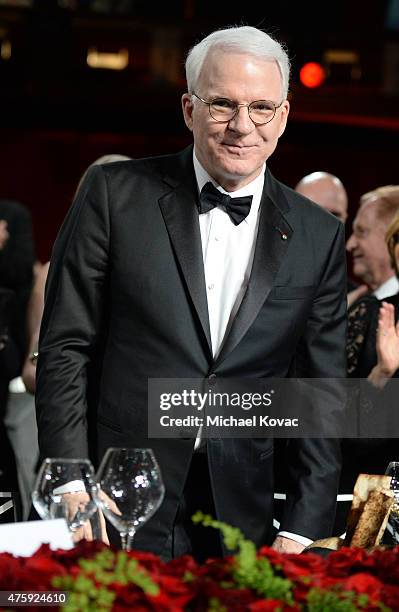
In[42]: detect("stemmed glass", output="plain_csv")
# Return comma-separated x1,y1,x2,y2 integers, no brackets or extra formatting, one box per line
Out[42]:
32,458,99,535
384,461,399,543
93,448,165,551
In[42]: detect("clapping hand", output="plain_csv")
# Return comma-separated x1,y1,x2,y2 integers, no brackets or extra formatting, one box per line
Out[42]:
376,302,399,376
369,302,399,388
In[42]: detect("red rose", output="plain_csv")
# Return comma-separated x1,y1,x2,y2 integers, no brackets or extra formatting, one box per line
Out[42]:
0,555,21,589
111,582,151,610
113,602,149,612
166,554,198,577
370,548,399,584
278,552,325,579
198,557,235,582
342,572,383,601
198,578,256,609
26,555,66,576
150,574,195,610
128,549,164,574
382,584,399,610
249,600,298,611
54,539,106,567
258,546,286,567
326,547,376,577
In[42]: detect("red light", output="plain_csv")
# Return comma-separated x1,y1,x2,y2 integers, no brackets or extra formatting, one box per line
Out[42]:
299,62,326,88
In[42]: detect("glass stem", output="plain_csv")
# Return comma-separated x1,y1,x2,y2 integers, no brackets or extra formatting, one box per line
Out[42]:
120,531,135,551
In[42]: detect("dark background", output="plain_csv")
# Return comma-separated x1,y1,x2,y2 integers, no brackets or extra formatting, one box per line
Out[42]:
0,0,398,261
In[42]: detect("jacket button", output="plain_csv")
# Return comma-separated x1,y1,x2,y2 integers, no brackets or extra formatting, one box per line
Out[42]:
208,373,217,386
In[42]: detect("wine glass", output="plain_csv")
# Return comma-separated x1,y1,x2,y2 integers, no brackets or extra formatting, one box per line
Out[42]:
32,458,99,534
93,448,165,551
384,461,399,544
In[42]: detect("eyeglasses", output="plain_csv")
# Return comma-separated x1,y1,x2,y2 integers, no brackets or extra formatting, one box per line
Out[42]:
192,93,283,126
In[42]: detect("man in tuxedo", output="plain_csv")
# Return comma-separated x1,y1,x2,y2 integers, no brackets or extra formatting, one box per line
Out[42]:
36,26,347,559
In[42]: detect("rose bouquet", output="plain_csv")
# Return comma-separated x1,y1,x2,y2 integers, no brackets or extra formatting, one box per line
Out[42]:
1,513,399,611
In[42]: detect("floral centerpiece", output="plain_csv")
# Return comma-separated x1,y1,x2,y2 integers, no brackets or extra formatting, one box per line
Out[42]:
1,513,399,611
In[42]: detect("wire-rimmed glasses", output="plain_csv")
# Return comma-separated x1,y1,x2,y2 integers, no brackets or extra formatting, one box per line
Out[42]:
192,92,283,125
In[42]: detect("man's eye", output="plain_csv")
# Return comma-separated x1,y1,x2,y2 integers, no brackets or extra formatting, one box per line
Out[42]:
252,101,274,111
212,99,235,110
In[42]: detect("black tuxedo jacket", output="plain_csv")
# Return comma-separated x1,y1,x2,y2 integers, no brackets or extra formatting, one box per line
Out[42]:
36,147,347,555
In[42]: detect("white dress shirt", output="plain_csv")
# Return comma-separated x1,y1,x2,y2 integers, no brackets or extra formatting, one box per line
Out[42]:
373,275,399,300
194,154,263,358
193,153,312,548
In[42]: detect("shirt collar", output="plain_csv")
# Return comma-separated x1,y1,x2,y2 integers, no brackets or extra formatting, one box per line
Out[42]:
373,275,399,300
193,151,264,221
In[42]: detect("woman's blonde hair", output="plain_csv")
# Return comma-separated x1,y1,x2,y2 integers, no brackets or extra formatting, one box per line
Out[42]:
385,203,399,278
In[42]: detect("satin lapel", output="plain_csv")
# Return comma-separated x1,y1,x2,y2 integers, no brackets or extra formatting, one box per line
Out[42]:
158,150,212,357
214,173,293,368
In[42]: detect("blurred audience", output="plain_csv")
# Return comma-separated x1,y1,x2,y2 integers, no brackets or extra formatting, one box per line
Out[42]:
337,209,399,534
0,200,35,510
347,211,399,381
346,186,399,307
23,154,131,396
0,287,20,498
295,171,348,223
0,200,35,365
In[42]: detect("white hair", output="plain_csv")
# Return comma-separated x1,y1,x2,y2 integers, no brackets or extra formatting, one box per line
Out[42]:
185,25,290,100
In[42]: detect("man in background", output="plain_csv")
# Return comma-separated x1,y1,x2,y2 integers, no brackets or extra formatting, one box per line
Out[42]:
346,186,399,303
295,171,348,223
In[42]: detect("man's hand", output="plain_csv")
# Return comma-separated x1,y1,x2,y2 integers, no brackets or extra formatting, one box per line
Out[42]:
0,220,9,250
59,491,116,544
22,359,37,394
347,284,368,309
271,535,305,554
60,491,95,543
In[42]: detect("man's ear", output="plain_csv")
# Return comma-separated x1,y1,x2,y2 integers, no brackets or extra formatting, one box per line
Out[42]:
277,100,290,138
181,93,194,131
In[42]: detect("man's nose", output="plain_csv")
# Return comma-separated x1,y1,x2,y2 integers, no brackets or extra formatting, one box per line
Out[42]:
227,106,255,134
346,233,356,252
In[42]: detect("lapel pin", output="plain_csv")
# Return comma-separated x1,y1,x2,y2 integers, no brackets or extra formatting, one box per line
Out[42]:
275,226,288,241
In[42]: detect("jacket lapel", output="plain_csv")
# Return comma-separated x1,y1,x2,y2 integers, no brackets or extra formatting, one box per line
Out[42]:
214,169,293,367
158,148,212,357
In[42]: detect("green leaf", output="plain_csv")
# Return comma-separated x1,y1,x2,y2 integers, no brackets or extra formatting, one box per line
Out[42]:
207,597,228,612
306,587,382,612
192,512,294,605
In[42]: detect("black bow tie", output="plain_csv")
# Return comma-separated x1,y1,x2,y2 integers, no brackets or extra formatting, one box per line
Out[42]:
199,182,253,225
